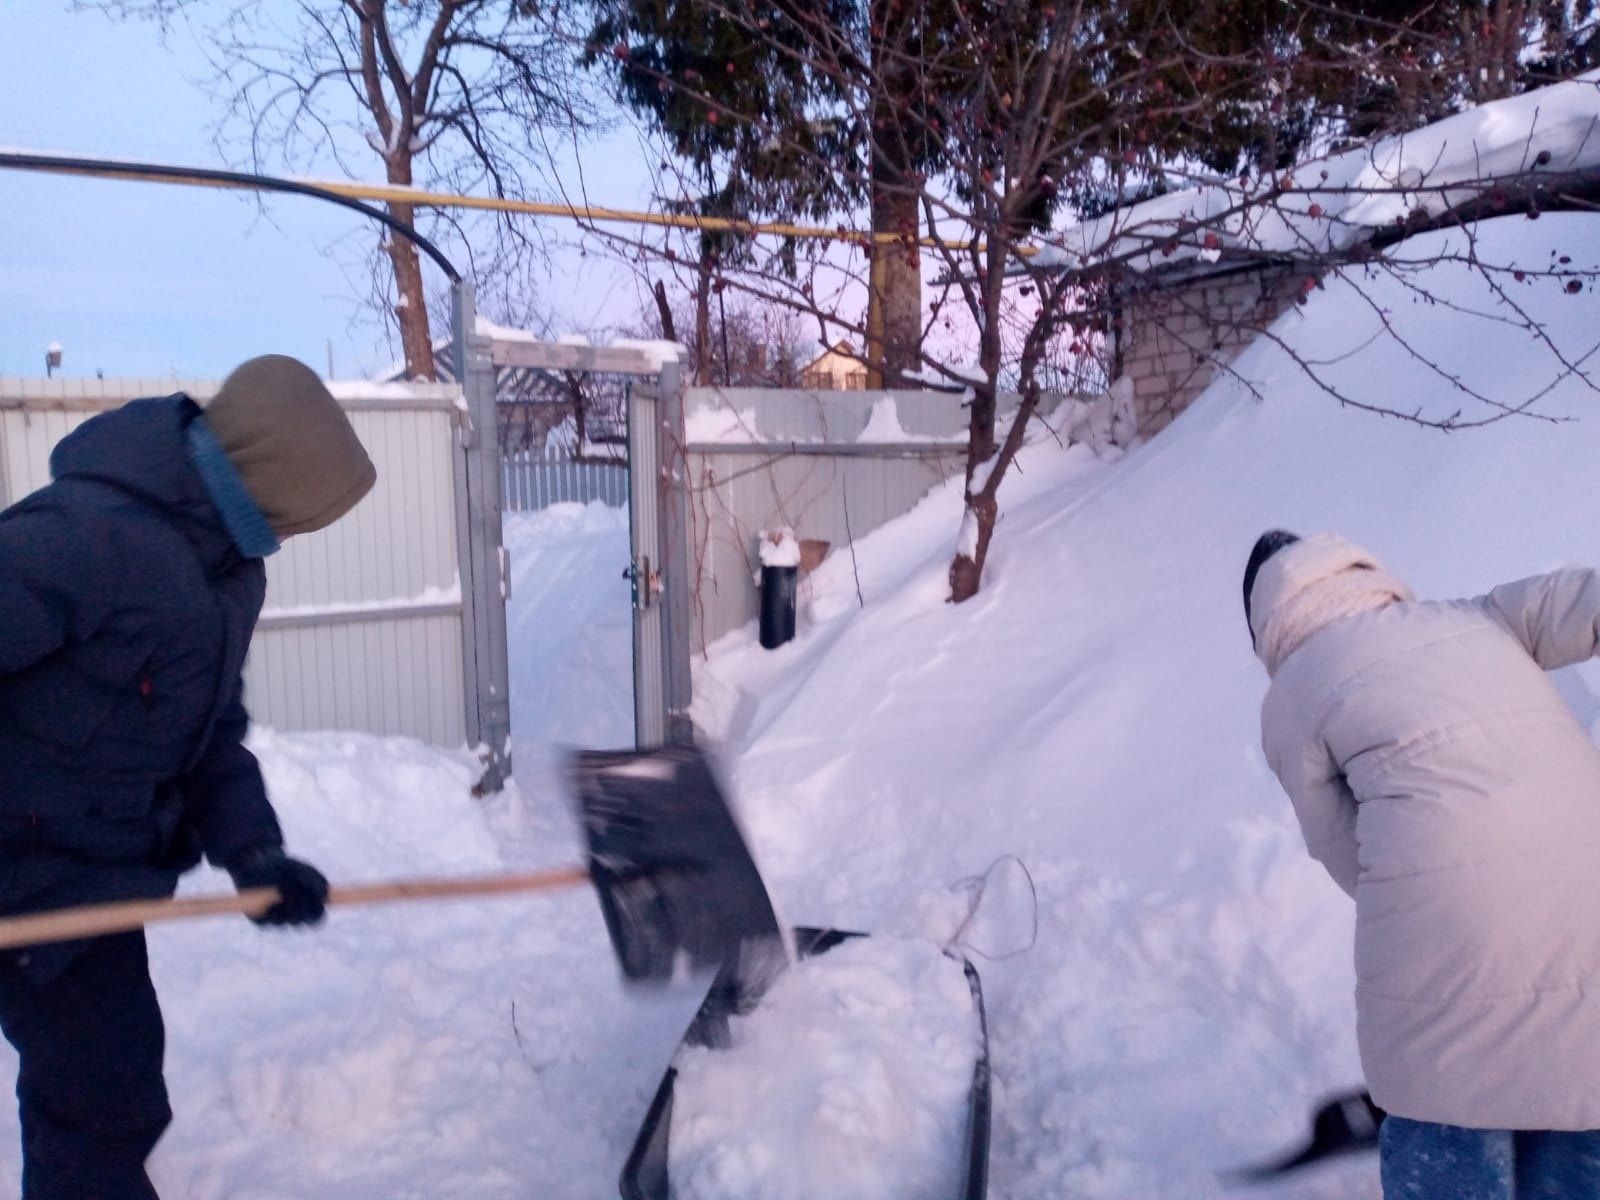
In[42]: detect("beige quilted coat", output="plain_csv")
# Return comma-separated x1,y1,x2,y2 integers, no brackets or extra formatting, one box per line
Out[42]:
1252,534,1600,1130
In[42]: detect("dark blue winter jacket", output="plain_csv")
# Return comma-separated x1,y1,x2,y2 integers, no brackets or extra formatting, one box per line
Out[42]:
0,396,283,974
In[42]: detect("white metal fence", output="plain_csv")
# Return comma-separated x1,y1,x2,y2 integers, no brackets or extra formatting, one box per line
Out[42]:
501,448,628,512
0,376,468,745
681,386,1077,653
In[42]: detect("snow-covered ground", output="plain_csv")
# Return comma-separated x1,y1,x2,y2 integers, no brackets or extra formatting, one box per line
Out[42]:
1,213,1597,1198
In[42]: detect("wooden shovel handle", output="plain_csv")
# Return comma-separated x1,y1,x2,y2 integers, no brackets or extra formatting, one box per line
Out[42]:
0,865,592,952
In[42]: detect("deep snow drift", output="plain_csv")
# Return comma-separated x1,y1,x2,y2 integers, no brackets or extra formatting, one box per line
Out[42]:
670,936,979,1200
0,214,1595,1198
693,213,1600,1199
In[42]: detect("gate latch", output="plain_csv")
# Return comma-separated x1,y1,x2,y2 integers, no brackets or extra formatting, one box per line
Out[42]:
623,556,662,609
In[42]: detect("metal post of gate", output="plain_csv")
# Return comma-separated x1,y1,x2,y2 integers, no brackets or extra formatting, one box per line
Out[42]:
451,281,513,791
657,358,695,745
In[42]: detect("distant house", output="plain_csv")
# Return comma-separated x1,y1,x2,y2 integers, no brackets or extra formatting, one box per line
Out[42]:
800,341,870,391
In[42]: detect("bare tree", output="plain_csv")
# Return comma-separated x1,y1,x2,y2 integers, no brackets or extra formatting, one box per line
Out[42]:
91,0,597,379
569,0,1598,604
640,285,813,386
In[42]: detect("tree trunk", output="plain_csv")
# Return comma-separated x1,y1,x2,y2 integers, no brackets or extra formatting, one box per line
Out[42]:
867,184,923,388
653,279,679,341
865,0,922,388
949,379,999,603
948,491,998,603
948,237,1008,603
385,157,436,381
695,254,713,386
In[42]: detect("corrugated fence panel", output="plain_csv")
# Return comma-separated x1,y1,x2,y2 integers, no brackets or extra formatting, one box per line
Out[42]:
244,614,463,743
0,377,468,746
687,446,963,653
501,449,628,512
680,386,1091,652
263,406,458,609
681,390,1094,652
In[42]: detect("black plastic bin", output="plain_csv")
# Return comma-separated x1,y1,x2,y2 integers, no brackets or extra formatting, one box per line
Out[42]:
758,563,799,649
620,927,991,1200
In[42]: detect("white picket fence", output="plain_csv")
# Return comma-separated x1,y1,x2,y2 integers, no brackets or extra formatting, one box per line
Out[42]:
501,449,628,512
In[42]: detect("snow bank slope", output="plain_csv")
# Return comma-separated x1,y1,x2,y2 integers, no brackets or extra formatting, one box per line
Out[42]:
700,213,1600,1199
0,217,1591,1199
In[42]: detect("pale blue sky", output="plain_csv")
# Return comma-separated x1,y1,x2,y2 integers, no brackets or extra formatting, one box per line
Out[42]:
0,3,660,380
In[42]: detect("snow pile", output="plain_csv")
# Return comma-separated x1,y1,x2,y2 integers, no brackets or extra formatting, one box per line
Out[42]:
684,401,761,444
323,379,461,402
611,338,688,370
1038,71,1600,273
857,395,909,443
258,580,461,623
670,937,979,1200
757,527,801,569
695,213,1600,1199
1060,376,1138,452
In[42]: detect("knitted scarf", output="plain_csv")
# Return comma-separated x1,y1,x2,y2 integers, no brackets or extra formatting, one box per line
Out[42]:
1250,534,1413,676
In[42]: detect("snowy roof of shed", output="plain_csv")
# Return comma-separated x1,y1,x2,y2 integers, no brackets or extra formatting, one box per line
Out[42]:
1034,70,1600,280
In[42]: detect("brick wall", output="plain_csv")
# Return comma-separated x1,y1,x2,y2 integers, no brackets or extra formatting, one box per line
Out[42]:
1116,262,1307,434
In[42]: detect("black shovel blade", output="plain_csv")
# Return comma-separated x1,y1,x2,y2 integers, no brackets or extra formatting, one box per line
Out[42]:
1219,1090,1384,1186
566,745,787,984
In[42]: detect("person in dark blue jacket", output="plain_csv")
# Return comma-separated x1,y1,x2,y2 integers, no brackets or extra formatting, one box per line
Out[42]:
0,355,376,1199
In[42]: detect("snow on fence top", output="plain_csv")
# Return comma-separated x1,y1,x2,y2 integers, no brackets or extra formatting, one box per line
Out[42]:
1035,70,1600,277
0,375,461,411
472,319,685,377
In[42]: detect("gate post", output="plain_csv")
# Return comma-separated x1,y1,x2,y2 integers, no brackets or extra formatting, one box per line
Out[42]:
451,281,513,791
657,358,694,745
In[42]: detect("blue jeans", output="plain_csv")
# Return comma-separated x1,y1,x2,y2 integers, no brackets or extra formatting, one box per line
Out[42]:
1381,1115,1600,1199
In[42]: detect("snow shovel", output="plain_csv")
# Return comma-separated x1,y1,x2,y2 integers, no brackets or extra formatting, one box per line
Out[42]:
566,745,788,983
0,745,785,985
1219,1089,1384,1185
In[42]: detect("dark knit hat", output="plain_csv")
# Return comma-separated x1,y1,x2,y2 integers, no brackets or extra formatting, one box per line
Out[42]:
1244,529,1301,632
204,355,377,537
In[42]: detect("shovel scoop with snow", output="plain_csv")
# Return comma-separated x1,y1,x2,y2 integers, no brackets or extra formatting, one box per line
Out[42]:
0,744,785,986
566,744,787,983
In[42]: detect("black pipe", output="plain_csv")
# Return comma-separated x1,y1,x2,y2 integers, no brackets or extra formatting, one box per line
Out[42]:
0,151,461,283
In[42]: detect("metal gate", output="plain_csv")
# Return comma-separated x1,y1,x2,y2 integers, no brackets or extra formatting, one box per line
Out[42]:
458,310,691,755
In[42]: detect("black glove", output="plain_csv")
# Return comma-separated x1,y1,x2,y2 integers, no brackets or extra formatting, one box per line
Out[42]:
227,845,329,927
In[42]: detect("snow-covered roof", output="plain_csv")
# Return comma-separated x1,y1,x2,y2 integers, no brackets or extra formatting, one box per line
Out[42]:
1035,71,1600,278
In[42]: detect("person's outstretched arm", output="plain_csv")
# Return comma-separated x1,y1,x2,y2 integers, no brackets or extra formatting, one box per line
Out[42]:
1480,567,1600,670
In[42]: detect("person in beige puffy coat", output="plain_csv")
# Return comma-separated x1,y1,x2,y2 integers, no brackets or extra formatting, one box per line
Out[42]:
1245,530,1600,1199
